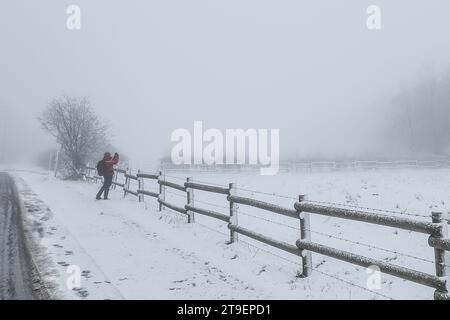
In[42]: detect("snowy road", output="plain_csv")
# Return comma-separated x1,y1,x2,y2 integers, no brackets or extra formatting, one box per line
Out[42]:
0,173,35,300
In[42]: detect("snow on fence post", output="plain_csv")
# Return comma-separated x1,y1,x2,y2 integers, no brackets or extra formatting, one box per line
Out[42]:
113,169,118,190
229,182,238,243
123,168,130,197
186,177,194,223
158,171,165,211
53,148,60,178
431,212,449,300
298,194,312,277
138,170,143,202
85,163,90,182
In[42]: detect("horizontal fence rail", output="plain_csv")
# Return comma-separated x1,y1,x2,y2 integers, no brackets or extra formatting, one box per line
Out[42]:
184,182,229,195
112,181,125,187
158,180,186,192
295,239,447,291
124,189,138,197
185,204,230,223
82,165,450,300
158,198,187,215
125,173,138,181
137,189,159,198
295,202,440,235
229,195,299,219
229,224,301,257
137,173,158,180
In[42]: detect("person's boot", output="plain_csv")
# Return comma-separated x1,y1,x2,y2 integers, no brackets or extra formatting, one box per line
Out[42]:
104,189,109,200
96,188,103,200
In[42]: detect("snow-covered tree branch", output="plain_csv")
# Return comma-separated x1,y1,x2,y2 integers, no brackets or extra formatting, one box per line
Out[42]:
39,96,109,179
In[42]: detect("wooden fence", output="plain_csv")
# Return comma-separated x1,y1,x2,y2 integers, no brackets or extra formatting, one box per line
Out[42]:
82,165,449,300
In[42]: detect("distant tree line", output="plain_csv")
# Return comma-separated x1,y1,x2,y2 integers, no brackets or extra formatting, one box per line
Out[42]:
389,68,450,156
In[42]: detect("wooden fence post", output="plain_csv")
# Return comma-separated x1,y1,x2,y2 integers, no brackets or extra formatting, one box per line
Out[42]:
158,171,165,211
53,148,60,178
298,194,312,277
186,177,194,223
138,170,142,202
229,183,238,243
123,168,129,197
113,170,118,190
431,212,449,300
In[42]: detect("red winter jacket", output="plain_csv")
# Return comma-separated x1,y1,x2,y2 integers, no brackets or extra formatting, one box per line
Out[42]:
104,153,119,176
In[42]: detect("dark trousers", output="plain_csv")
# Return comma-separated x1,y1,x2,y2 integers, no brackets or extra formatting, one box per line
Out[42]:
96,175,113,199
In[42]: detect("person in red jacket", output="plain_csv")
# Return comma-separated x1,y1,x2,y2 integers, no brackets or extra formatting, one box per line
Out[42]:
96,152,119,200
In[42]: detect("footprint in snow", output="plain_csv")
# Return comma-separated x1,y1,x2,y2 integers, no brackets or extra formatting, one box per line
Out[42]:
173,279,187,283
73,287,89,298
81,270,91,277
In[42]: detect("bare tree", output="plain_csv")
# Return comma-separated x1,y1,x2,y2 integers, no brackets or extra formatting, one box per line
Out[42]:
39,96,109,179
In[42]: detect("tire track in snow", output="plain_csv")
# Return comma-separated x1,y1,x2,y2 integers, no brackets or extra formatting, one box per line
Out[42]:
0,173,35,300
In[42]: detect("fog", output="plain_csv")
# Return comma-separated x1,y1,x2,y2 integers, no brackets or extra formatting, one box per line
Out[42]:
1,1,450,170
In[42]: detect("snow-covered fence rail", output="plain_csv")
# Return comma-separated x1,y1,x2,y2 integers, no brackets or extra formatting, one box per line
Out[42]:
228,195,298,219
295,202,440,235
158,198,188,215
295,201,449,299
184,205,230,223
82,167,450,300
158,179,186,192
184,181,229,195
295,238,446,291
83,165,102,183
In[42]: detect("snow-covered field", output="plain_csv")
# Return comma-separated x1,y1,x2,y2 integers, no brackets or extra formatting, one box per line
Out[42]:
10,167,450,299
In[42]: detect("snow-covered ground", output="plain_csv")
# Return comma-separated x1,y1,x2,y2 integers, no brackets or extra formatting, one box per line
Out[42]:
10,167,450,299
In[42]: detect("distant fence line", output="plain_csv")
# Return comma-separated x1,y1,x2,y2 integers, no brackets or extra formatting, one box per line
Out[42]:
159,159,450,173
82,165,450,300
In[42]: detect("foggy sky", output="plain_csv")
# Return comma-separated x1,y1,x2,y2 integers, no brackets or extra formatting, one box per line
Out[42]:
1,1,450,170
